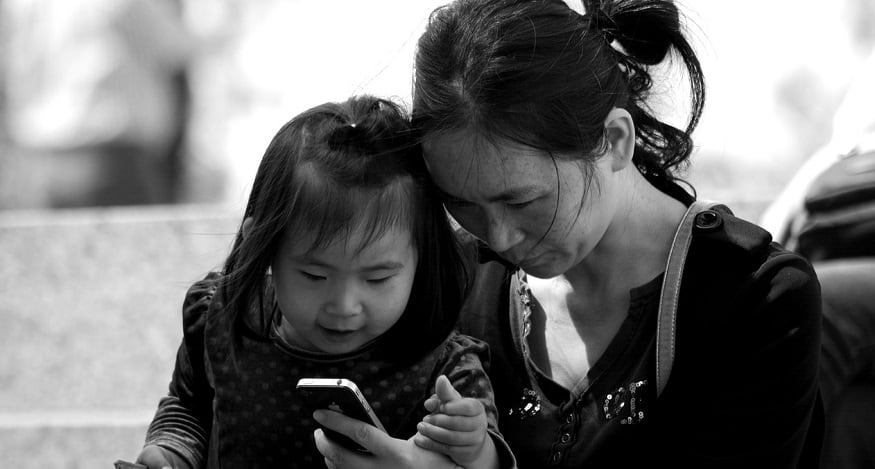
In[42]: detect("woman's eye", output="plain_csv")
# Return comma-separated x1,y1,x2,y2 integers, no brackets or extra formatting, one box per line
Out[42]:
299,271,326,281
508,198,536,209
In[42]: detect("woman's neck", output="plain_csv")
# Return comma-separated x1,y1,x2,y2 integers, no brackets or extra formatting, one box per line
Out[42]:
564,170,686,296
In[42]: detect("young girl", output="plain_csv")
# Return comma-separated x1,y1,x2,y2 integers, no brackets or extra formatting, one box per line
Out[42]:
134,96,508,469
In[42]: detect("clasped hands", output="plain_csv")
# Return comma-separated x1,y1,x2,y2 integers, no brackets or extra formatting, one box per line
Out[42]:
315,375,497,469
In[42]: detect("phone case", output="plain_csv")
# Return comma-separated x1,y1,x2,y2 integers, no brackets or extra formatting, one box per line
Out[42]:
297,378,385,453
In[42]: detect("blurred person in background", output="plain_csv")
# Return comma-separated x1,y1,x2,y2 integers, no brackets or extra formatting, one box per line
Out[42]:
0,0,195,208
762,46,875,469
761,50,875,245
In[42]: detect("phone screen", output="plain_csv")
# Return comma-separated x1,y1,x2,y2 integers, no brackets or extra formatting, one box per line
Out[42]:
297,378,385,453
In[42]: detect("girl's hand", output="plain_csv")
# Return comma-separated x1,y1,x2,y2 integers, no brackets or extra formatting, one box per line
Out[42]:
313,409,459,469
136,444,192,469
414,375,497,468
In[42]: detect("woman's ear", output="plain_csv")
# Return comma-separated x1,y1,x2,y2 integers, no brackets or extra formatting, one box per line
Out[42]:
603,108,635,172
242,216,254,239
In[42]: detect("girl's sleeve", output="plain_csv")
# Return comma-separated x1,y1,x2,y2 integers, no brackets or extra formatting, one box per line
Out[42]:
438,333,519,469
143,274,219,468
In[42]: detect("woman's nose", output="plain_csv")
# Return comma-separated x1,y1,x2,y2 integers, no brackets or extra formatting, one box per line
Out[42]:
485,210,524,254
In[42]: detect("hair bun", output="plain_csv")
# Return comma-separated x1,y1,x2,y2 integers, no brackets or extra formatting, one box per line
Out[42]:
603,0,681,66
588,8,619,43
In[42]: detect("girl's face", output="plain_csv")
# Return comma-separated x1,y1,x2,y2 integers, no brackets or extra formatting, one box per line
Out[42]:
271,224,418,354
423,130,618,279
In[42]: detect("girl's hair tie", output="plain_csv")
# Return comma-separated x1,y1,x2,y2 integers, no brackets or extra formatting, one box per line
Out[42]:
327,121,373,153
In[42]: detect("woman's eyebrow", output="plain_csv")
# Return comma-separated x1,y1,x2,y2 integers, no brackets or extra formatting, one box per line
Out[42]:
435,185,541,203
485,186,541,203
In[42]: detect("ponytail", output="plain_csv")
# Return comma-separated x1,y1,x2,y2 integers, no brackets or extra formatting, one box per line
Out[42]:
585,0,706,175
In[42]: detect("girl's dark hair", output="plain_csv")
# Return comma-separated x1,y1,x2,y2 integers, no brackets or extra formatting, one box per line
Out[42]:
412,0,705,179
221,95,467,360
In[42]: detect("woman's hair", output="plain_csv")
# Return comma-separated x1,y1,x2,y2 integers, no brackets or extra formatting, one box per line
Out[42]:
221,95,468,359
412,0,705,179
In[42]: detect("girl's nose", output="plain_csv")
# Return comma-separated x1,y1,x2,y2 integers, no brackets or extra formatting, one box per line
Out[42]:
326,281,363,317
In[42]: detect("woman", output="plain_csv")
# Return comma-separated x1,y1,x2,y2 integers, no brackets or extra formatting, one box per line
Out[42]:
314,0,823,467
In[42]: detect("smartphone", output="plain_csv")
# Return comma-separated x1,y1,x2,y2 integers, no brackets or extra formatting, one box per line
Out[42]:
296,378,386,453
113,461,147,469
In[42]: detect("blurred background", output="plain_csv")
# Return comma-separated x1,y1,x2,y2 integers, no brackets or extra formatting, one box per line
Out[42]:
1,0,872,212
0,0,872,467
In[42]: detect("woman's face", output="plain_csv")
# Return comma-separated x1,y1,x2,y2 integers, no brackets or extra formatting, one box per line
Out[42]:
423,130,619,278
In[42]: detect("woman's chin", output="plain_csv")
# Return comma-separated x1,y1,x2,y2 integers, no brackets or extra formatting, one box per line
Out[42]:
520,255,568,279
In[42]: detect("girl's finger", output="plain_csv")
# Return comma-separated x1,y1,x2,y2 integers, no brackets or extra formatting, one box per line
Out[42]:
436,397,484,417
435,375,462,403
416,420,482,447
422,412,482,432
424,395,440,413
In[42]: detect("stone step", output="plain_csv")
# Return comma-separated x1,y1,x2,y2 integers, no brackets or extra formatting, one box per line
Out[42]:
0,205,238,412
0,422,150,468
0,205,238,467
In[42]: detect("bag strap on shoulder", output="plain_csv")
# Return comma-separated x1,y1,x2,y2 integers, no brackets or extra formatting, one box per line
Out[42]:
656,199,716,396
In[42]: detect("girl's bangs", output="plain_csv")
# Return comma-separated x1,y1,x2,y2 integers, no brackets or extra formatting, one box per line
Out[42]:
283,164,418,255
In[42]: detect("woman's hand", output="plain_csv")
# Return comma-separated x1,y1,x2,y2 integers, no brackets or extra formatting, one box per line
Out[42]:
313,409,460,469
135,445,192,469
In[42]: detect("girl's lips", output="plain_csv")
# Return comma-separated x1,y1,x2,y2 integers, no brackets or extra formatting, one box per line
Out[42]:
318,326,359,343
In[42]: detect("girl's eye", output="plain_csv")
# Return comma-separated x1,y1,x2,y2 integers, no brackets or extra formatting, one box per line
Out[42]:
366,275,394,285
299,271,326,281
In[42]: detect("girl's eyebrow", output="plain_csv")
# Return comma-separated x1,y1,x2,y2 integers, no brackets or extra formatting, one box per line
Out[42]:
360,261,405,273
290,257,335,270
